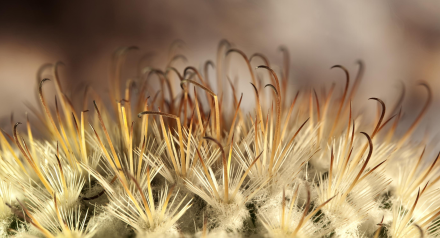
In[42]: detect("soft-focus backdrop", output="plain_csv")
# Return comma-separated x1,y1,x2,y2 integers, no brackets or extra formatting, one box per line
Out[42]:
0,0,439,140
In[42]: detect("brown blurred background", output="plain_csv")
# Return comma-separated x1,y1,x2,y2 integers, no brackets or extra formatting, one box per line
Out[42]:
0,0,439,140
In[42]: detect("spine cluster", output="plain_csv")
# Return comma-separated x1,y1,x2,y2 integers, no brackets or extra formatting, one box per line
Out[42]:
0,41,438,238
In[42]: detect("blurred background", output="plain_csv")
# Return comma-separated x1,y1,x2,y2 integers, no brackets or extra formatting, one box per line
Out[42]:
0,0,439,140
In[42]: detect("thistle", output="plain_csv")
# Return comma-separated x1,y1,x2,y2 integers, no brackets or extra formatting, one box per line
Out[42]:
0,40,438,238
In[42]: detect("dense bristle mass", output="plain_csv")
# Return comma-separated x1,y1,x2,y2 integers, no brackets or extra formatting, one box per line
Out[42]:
0,40,438,238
